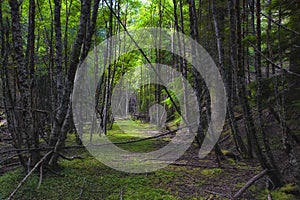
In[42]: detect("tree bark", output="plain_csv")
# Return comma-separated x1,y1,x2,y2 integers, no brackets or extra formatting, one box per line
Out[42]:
255,0,281,185
9,0,40,168
49,0,92,165
213,0,246,155
186,0,206,146
54,0,64,107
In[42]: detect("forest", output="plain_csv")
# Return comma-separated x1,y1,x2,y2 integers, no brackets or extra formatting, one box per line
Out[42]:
0,0,299,199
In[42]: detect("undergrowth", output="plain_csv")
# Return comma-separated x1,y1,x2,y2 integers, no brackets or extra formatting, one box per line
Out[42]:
0,120,179,200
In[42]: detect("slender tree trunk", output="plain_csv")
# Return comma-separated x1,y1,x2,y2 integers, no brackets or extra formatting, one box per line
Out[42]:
266,0,273,76
236,0,282,188
289,1,300,73
255,0,281,184
234,0,255,159
1,2,27,168
275,4,300,191
103,0,114,134
54,0,63,108
49,0,92,165
213,0,246,155
186,0,205,146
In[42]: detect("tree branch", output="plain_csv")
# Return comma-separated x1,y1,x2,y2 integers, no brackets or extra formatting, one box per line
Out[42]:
0,106,49,114
57,152,83,161
0,126,185,155
233,169,268,199
249,43,300,78
7,151,53,200
261,12,299,35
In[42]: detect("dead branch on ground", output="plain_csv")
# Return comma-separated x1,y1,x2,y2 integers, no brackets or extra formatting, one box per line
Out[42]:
233,169,268,199
7,151,53,200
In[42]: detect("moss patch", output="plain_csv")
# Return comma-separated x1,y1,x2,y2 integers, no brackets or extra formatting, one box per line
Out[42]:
0,155,181,200
201,168,223,176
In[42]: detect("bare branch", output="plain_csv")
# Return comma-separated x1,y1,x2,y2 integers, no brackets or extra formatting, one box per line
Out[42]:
249,43,300,78
57,153,83,161
0,126,184,155
233,169,268,199
261,12,299,35
0,106,49,114
204,190,231,198
37,165,43,189
7,151,53,200
0,152,23,165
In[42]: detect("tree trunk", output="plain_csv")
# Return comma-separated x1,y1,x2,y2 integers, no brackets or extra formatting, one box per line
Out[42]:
236,0,282,188
54,0,64,107
213,0,247,155
49,0,92,165
255,0,281,185
186,0,206,146
9,0,40,169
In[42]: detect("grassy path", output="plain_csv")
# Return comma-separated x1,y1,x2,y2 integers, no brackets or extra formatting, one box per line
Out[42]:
0,120,295,199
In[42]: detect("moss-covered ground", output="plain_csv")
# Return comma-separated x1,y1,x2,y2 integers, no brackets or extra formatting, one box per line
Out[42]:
0,120,298,199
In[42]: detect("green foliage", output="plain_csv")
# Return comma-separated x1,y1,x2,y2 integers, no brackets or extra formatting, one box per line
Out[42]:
161,83,181,121
242,35,257,44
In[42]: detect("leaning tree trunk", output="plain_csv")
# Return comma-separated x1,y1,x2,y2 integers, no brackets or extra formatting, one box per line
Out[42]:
236,0,282,188
48,0,93,165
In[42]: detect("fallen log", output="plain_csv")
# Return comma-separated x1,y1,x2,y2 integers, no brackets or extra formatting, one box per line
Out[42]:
233,169,268,199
